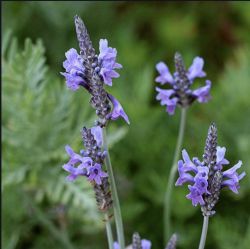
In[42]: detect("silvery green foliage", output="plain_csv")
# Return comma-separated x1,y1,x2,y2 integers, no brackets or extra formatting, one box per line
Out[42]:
2,33,99,249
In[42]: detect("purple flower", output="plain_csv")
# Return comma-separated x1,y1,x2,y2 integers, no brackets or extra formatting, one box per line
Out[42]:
192,80,211,103
215,146,229,170
175,160,195,186
61,48,86,91
176,145,246,207
187,57,206,81
155,62,174,85
155,87,178,115
98,39,122,86
63,145,92,181
113,242,119,249
186,185,205,206
193,167,210,194
155,53,211,115
108,94,130,124
141,239,152,249
88,163,108,185
62,17,129,126
91,126,103,147
222,161,246,193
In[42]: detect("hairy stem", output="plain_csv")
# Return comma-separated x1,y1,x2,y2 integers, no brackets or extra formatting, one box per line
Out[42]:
164,108,187,243
105,213,114,249
102,128,125,249
198,216,209,249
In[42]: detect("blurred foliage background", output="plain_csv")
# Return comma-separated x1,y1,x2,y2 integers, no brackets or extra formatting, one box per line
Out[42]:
2,1,250,249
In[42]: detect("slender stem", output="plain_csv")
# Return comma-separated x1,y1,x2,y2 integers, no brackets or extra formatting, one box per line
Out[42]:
164,108,187,243
105,213,114,249
198,216,209,249
102,127,125,249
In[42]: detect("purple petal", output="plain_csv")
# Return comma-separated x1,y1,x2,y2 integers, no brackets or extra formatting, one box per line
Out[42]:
222,160,246,194
95,175,102,185
114,62,122,69
195,166,209,179
181,149,197,172
175,160,195,186
187,56,206,81
91,126,103,147
239,171,246,181
65,145,75,157
113,242,120,249
65,145,83,163
61,48,87,91
142,239,152,249
221,179,239,194
108,94,130,124
62,164,85,181
63,48,83,73
62,163,75,173
99,39,108,54
192,80,211,103
155,62,174,85
87,164,108,185
155,87,178,115
223,161,242,178
194,171,209,194
66,174,78,181
216,146,229,169
186,185,205,206
98,39,122,86
99,170,108,177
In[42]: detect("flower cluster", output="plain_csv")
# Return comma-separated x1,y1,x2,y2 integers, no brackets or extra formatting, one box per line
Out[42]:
176,123,246,216
98,39,123,86
155,52,211,115
63,126,107,185
63,126,112,212
61,15,129,126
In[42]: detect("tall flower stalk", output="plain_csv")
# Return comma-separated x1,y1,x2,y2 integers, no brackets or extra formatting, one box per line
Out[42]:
164,107,186,242
102,128,125,249
198,216,209,249
175,123,246,249
61,15,129,249
105,213,114,249
155,52,211,242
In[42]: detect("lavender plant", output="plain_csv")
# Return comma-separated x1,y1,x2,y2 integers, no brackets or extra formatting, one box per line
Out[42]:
61,15,129,249
155,52,212,242
176,123,245,249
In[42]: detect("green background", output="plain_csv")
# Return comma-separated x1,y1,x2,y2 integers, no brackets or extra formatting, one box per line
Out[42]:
2,1,250,249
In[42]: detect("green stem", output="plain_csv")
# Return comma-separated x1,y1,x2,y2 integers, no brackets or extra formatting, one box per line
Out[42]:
105,213,114,249
198,216,209,249
102,127,125,249
164,108,187,243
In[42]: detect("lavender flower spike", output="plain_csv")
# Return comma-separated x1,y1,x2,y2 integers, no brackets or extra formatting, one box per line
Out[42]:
176,123,246,216
155,52,211,115
61,15,129,126
165,233,177,249
62,125,112,211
